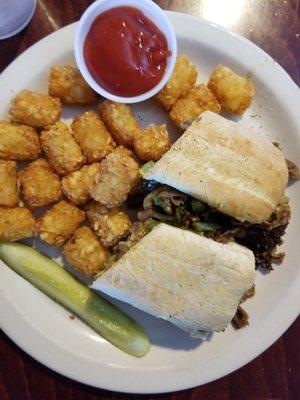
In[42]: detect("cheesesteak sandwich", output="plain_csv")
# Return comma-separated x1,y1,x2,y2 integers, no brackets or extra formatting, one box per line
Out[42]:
144,111,289,224
92,223,255,338
93,111,290,337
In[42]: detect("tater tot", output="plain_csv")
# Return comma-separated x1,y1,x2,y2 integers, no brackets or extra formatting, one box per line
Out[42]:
155,54,198,110
41,121,86,175
49,66,97,104
207,64,254,115
89,147,140,208
63,226,109,276
169,84,221,129
0,161,19,207
134,124,170,161
36,200,85,246
0,120,40,160
0,207,36,241
19,159,61,208
99,101,141,147
87,202,132,247
62,163,100,205
71,111,115,163
10,90,61,128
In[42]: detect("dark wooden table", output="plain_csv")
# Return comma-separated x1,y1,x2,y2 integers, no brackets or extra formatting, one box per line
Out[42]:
0,1,299,399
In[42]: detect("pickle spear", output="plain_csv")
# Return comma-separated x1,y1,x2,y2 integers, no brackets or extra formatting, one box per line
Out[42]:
0,242,150,357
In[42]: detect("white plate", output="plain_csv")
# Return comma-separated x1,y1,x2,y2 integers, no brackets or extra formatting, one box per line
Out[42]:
0,12,299,394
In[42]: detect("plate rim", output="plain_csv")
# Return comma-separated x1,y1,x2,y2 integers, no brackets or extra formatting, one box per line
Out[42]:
0,11,299,394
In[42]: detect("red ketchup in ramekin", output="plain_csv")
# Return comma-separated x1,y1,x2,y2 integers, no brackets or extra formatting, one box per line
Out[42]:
83,6,171,97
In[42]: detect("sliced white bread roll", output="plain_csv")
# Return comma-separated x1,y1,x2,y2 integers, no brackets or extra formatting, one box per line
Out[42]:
145,111,288,223
92,223,255,338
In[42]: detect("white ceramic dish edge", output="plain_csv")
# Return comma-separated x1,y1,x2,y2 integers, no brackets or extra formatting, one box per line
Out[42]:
0,12,299,394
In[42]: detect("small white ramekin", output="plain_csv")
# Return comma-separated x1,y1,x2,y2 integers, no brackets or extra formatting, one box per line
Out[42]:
74,0,177,103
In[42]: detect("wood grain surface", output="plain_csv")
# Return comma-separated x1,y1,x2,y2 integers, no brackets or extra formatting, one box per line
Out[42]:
0,1,299,399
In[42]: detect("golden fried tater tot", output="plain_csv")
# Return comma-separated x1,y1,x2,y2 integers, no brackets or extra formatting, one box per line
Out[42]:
0,120,40,160
63,226,109,276
19,159,61,208
169,84,221,129
0,161,19,207
49,66,97,104
134,124,170,161
71,111,115,163
89,147,140,208
207,64,254,115
62,163,100,205
155,54,198,110
87,202,132,247
36,200,85,246
0,207,36,241
41,121,86,176
99,101,141,147
10,90,61,128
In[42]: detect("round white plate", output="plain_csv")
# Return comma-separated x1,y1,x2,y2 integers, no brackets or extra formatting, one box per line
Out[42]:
0,12,299,394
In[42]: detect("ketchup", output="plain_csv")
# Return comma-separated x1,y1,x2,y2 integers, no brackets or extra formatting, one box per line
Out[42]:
83,6,171,97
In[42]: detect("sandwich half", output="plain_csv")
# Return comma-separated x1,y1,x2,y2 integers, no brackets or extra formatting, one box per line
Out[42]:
144,111,288,224
92,223,255,338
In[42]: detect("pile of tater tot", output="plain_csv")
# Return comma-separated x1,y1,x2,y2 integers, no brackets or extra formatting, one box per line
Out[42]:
0,55,254,277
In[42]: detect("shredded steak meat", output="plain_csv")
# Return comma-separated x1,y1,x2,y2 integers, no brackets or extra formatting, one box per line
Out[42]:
236,198,290,271
272,142,299,180
286,159,300,180
232,306,249,329
240,284,255,303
